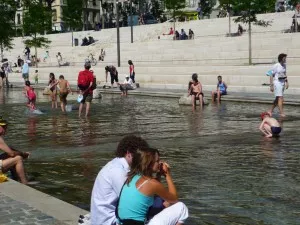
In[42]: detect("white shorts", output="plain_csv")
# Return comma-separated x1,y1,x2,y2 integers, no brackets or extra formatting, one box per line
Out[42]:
147,202,189,225
274,81,285,97
0,160,2,172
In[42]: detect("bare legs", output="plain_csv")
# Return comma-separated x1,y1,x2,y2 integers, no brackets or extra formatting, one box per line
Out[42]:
191,94,203,111
79,102,91,117
269,96,285,117
211,91,222,103
60,101,66,113
2,156,28,184
51,91,58,109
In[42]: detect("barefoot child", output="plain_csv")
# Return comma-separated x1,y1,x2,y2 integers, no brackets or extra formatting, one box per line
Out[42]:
24,81,36,110
188,73,204,110
259,112,282,138
54,75,72,113
211,75,227,103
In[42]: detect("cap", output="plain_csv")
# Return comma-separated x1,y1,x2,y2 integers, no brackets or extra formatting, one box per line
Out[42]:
260,112,271,120
0,117,8,127
125,74,129,78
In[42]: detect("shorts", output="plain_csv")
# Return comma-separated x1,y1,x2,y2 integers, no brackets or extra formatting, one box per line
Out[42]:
271,126,281,135
191,92,204,99
110,72,119,84
81,93,93,103
274,81,285,97
0,159,2,172
59,92,68,103
22,73,29,80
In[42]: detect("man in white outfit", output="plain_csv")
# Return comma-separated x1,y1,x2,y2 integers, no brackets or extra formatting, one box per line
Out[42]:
269,53,289,117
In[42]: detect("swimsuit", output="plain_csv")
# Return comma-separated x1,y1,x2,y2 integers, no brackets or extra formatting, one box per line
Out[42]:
271,126,281,135
218,82,227,95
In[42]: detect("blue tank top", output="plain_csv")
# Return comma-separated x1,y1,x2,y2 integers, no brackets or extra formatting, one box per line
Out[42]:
218,82,226,92
118,175,154,222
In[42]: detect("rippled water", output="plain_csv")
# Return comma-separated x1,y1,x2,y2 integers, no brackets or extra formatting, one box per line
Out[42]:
1,89,300,225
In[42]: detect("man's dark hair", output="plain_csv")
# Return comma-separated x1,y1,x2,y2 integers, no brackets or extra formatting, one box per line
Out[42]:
278,53,287,63
105,66,110,72
192,73,198,82
59,75,64,79
128,60,133,65
84,62,91,70
116,135,149,157
217,75,222,79
25,81,31,86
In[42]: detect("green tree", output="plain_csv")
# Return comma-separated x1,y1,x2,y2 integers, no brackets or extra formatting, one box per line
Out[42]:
165,0,186,39
0,0,17,61
62,0,83,46
199,0,217,18
23,0,51,67
230,0,273,64
151,0,164,19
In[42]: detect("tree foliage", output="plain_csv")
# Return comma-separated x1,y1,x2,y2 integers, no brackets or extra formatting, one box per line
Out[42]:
62,0,83,31
165,0,186,13
23,0,52,66
199,0,217,17
151,0,164,19
0,0,17,60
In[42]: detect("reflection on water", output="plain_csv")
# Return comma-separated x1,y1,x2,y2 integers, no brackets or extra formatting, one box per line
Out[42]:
1,89,300,224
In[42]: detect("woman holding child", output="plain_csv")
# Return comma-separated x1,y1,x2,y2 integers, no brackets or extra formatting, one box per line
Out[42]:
117,148,188,225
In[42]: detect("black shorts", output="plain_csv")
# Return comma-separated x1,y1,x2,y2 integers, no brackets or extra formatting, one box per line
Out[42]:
110,72,119,84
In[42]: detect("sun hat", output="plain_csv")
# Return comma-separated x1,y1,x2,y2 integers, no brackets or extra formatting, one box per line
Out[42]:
0,117,7,127
125,74,129,78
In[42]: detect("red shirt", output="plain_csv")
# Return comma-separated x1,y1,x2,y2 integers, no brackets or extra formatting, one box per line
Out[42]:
78,69,94,94
129,65,134,75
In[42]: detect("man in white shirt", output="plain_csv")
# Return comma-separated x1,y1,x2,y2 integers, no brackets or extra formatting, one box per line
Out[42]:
269,53,289,117
90,135,149,225
120,75,134,96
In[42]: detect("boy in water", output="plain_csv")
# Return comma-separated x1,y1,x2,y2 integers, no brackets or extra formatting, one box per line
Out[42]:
34,70,38,84
56,75,72,113
188,73,204,110
259,112,282,138
24,81,36,110
211,75,227,103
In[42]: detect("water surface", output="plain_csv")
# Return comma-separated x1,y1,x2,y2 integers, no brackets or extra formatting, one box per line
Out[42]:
1,89,300,225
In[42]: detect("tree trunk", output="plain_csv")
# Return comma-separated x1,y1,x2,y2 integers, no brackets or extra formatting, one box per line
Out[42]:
0,44,3,62
72,29,74,47
248,20,252,65
35,34,38,68
228,4,231,36
173,10,176,40
100,0,105,29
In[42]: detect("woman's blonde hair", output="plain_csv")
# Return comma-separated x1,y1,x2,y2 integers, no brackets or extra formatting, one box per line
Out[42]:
127,148,159,184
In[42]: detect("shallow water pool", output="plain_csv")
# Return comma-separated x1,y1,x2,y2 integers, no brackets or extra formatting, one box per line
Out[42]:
1,89,300,225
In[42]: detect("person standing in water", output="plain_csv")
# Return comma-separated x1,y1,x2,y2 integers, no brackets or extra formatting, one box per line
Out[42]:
53,75,72,113
269,53,289,117
48,73,58,109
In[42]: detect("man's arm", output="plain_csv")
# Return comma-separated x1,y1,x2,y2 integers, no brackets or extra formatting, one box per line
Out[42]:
0,138,18,157
105,71,108,83
270,76,274,92
223,82,228,90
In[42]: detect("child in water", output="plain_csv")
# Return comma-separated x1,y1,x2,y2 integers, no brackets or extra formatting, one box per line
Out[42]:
34,70,38,84
259,112,281,138
188,73,204,110
24,81,36,110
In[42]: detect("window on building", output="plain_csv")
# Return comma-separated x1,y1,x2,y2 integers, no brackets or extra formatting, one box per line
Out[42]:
93,0,96,6
17,14,21,25
93,12,97,23
52,9,57,22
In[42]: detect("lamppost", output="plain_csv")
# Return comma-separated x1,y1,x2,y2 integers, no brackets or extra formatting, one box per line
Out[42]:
130,0,133,43
116,0,121,67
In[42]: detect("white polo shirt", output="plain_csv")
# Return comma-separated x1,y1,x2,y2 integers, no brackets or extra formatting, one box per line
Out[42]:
91,157,129,225
272,63,286,83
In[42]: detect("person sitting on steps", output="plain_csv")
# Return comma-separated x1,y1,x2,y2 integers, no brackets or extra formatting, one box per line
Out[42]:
211,75,227,103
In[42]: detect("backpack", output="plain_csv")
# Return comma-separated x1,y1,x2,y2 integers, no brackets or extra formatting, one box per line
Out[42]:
78,71,90,90
91,76,97,90
27,88,36,101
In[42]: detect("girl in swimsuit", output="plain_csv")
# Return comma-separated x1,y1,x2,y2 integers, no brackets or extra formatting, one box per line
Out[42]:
48,73,58,109
24,81,36,110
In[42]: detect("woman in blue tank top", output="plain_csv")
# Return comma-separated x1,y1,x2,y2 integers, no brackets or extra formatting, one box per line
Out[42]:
117,148,187,225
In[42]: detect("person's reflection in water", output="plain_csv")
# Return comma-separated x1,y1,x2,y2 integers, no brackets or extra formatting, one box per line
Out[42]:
188,111,204,135
0,88,4,104
56,115,72,145
27,116,38,143
79,117,95,147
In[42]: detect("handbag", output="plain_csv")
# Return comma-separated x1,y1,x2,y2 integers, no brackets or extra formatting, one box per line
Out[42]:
77,94,83,103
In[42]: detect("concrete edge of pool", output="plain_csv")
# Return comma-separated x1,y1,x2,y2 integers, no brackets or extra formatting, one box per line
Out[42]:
10,83,300,106
0,179,88,225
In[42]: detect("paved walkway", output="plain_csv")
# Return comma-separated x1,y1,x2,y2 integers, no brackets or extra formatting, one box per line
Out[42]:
0,179,87,225
0,193,66,225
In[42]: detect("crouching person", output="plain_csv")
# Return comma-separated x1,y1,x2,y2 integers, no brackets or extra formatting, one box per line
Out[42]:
120,75,134,96
0,117,29,184
117,148,189,225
